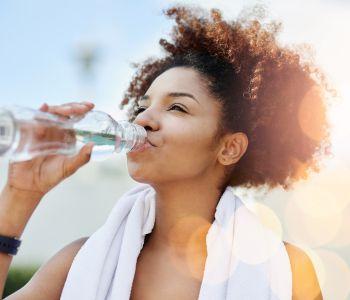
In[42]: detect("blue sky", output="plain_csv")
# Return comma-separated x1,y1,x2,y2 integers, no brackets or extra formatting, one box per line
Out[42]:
0,0,349,157
0,0,171,118
1,0,349,107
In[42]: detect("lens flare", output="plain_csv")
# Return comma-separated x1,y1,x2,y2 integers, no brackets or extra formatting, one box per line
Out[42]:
315,249,350,300
245,202,283,239
284,197,342,247
327,203,350,247
290,164,350,218
297,86,327,142
166,215,211,280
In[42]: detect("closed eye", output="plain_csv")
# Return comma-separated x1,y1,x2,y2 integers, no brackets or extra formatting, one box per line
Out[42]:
134,104,187,115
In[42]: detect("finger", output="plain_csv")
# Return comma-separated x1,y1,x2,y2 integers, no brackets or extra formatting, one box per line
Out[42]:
60,101,94,107
61,101,94,109
47,102,94,117
56,101,94,110
39,103,49,112
81,101,95,108
62,142,94,178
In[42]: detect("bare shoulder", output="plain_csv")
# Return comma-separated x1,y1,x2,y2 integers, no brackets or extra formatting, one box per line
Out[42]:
4,236,89,300
283,241,323,300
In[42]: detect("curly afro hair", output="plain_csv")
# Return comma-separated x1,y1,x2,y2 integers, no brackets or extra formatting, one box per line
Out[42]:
119,4,335,192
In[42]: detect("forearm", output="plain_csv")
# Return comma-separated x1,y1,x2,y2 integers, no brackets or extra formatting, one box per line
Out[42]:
0,186,43,298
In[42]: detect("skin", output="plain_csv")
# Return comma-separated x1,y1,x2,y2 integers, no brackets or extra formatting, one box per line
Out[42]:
126,67,248,262
126,67,250,296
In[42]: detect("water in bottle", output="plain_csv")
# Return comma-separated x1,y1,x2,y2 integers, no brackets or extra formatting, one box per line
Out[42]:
0,105,147,162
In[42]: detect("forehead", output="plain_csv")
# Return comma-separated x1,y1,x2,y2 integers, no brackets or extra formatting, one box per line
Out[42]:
146,67,210,98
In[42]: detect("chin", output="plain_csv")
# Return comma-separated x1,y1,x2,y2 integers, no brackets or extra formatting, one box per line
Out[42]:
129,175,155,186
127,165,152,184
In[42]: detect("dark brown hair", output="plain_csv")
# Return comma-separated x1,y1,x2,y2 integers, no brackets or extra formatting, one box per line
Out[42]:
119,4,335,192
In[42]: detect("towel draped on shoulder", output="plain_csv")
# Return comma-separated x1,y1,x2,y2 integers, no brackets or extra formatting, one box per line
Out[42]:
61,184,292,300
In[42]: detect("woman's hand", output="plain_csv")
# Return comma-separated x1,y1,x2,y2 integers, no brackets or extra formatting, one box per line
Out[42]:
4,101,95,199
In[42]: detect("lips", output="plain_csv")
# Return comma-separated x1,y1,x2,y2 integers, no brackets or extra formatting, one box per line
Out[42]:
132,141,154,153
146,138,156,147
143,141,153,148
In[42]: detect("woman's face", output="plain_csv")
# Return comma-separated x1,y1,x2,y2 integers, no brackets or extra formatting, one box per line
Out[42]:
126,66,225,186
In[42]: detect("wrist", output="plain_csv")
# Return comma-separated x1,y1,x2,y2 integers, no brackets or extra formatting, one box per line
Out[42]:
0,185,44,238
3,184,44,203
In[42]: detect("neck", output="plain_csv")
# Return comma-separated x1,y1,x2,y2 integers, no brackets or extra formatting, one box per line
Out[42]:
145,178,226,258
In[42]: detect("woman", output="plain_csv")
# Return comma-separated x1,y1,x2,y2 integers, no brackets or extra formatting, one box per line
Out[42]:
0,4,331,300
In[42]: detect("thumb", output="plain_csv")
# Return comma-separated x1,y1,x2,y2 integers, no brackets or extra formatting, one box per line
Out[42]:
62,143,94,178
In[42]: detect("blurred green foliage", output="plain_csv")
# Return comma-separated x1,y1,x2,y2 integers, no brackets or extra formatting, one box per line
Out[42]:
3,265,39,297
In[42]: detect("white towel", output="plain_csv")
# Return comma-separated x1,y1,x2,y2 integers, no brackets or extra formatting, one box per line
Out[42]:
60,184,292,300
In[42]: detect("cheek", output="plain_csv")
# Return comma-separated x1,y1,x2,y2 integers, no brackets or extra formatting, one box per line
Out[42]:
168,140,215,175
164,122,217,161
126,120,218,180
127,138,214,179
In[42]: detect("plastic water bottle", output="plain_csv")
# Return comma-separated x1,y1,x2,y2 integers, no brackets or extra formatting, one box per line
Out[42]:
0,105,147,162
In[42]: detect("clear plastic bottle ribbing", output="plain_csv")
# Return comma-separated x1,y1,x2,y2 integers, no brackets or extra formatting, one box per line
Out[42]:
0,105,147,162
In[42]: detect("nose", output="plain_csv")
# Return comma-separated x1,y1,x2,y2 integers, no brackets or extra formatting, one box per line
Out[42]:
133,111,160,139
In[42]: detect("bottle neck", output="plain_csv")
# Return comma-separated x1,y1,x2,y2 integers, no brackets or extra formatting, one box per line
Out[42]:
115,121,147,153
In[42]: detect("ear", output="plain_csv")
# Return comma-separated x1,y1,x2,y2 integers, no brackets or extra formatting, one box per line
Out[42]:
217,132,248,166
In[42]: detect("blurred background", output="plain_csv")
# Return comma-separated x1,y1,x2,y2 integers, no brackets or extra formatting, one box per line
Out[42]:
0,0,349,298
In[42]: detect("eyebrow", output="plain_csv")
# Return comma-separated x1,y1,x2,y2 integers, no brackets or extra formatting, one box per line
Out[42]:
139,92,200,105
